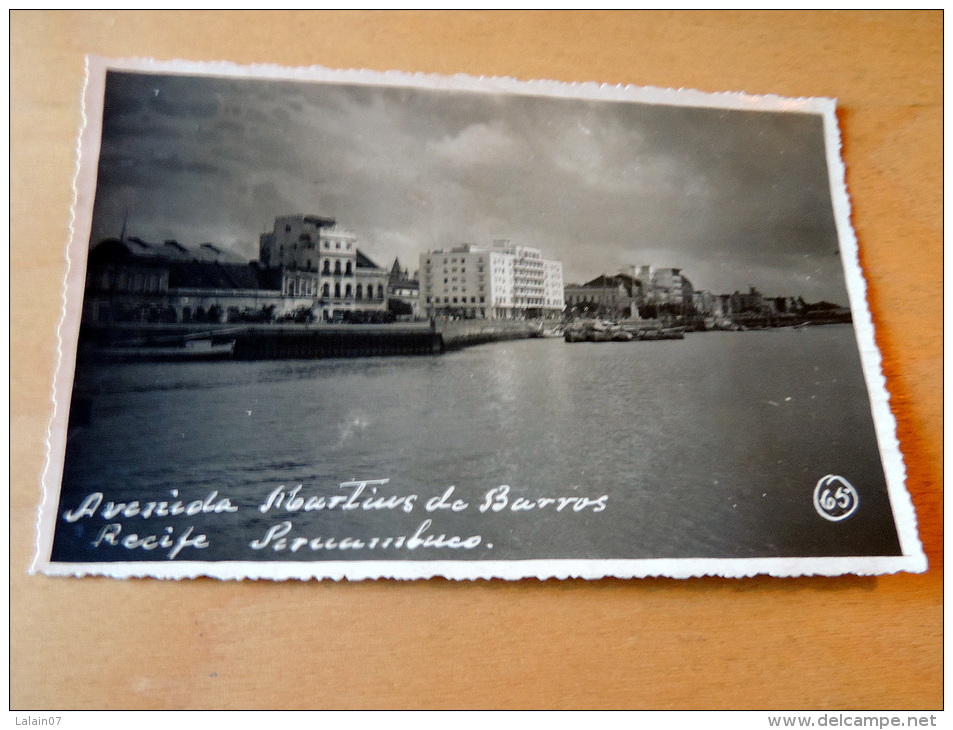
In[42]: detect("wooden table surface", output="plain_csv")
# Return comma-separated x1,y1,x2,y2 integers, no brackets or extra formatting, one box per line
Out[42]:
10,11,942,710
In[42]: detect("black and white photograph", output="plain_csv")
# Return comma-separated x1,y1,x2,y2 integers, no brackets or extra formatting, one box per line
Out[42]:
34,58,925,580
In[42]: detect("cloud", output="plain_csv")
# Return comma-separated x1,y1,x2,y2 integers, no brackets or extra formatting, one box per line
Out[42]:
87,72,851,303
427,120,522,166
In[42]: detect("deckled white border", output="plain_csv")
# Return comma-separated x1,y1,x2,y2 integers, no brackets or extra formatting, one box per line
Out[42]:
32,56,927,580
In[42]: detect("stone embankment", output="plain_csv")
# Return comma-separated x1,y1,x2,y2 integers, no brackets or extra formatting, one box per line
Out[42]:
437,319,540,350
79,319,542,361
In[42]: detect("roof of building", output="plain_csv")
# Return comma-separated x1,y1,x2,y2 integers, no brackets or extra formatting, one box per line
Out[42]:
167,261,265,290
93,237,249,265
89,238,281,290
388,258,419,289
90,236,387,288
582,273,640,297
302,215,337,227
355,249,384,270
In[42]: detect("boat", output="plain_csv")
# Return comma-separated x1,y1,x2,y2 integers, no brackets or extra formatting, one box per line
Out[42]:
564,323,587,342
563,319,681,343
86,338,236,362
537,324,565,338
657,327,685,340
636,327,684,341
586,321,614,342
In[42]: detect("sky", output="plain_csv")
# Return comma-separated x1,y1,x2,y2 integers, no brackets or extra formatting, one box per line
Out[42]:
88,70,851,303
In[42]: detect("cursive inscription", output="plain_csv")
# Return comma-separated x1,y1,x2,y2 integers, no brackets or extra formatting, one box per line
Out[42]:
58,479,611,562
250,518,482,552
259,479,417,514
92,523,209,560
479,485,607,513
63,490,237,522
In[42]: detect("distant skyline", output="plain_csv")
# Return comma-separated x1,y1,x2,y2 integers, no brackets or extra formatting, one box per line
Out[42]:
89,70,850,303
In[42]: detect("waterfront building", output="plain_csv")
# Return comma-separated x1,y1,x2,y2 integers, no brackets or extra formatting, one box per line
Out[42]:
693,289,716,316
419,240,564,319
354,250,390,318
82,237,289,324
692,289,734,329
717,294,733,316
387,258,421,319
259,215,390,322
261,215,348,321
634,265,695,317
83,213,393,325
770,296,806,315
564,273,640,320
729,287,769,315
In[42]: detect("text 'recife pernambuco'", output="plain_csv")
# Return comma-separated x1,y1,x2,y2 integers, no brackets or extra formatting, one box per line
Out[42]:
60,479,610,560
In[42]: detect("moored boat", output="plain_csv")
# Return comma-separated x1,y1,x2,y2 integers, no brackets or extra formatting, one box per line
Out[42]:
86,339,236,362
563,319,683,343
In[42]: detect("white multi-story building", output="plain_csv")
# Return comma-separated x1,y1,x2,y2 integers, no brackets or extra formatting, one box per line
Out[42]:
259,214,389,322
420,240,564,319
634,265,693,310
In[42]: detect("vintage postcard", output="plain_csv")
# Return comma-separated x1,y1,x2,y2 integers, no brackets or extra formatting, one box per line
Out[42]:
32,56,925,580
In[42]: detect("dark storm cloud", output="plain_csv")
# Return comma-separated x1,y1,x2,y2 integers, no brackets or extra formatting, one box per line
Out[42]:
88,71,851,303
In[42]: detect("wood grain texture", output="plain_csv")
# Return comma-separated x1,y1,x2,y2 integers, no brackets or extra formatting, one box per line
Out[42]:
10,10,941,710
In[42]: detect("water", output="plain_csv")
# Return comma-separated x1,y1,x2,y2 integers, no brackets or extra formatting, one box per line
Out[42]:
52,325,903,562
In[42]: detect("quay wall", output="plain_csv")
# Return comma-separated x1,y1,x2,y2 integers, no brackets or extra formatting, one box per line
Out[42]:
233,324,440,359
78,320,540,361
437,320,540,349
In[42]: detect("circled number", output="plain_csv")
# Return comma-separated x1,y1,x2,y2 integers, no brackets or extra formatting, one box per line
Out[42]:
813,475,859,521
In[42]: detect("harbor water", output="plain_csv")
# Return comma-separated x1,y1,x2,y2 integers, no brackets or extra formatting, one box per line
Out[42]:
53,324,903,562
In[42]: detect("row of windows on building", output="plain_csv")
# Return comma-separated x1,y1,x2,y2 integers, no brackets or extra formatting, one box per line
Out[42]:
426,295,554,306
95,270,165,293
423,259,537,272
423,264,545,277
284,280,387,299
283,259,356,275
426,256,486,266
438,279,486,289
424,275,543,286
281,230,354,252
426,296,487,304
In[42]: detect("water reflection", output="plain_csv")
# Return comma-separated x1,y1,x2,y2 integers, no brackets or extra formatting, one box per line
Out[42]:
55,326,902,562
